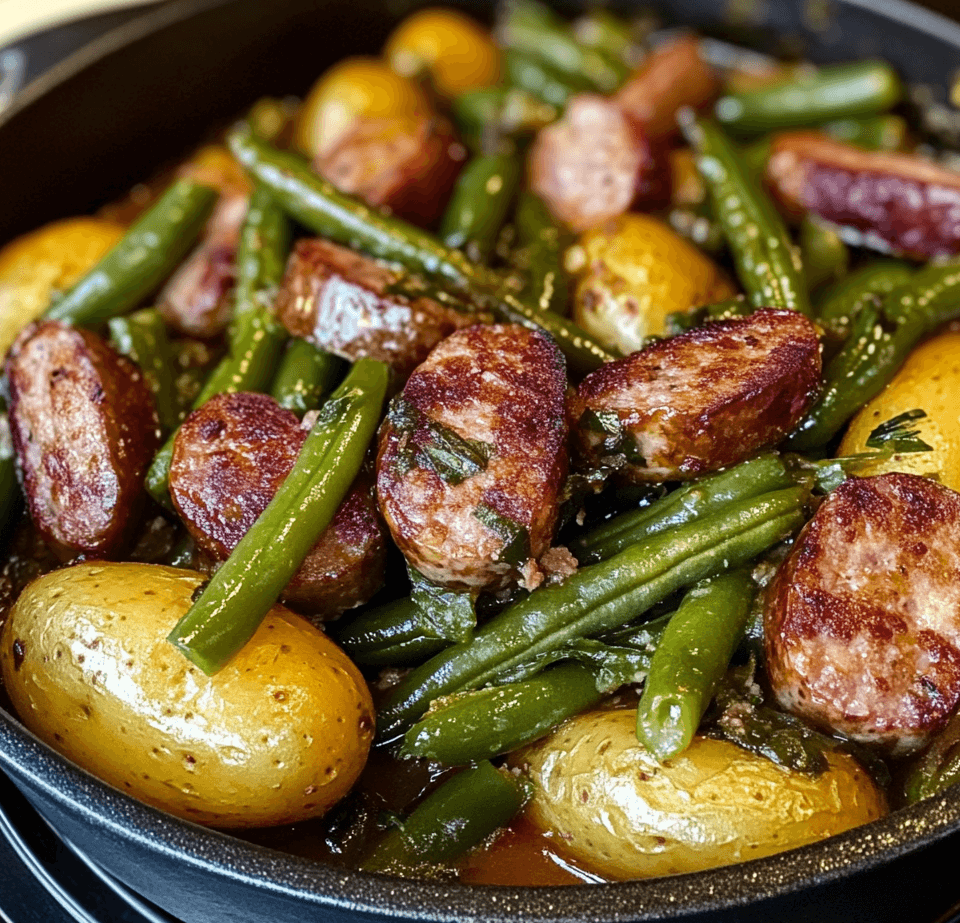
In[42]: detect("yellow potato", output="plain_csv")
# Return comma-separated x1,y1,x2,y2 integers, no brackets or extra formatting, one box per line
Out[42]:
571,214,736,354
385,7,501,99
0,563,374,829
0,217,124,357
512,709,886,880
293,57,429,160
838,331,960,490
178,143,252,196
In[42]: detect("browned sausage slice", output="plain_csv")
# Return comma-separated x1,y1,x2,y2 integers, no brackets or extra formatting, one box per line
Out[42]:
570,308,821,482
376,324,568,592
168,391,385,620
314,113,466,227
764,473,960,755
528,94,663,232
272,238,480,383
6,321,159,560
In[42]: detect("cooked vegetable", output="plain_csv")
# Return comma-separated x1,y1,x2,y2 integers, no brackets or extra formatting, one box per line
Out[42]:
452,86,557,148
821,114,910,151
511,191,571,315
815,259,913,343
512,709,887,879
0,562,374,828
44,180,217,328
269,339,343,416
571,213,735,353
838,331,960,489
336,596,452,667
799,216,849,291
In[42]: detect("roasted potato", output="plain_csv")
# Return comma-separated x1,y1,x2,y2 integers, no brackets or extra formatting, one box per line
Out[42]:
570,214,735,354
838,330,960,490
0,563,375,829
511,709,887,880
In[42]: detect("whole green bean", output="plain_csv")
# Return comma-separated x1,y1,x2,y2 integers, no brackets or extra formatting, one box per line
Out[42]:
821,114,909,151
362,761,528,874
571,8,641,66
569,453,795,565
378,484,808,740
512,191,571,315
800,217,849,291
683,116,811,316
269,339,343,416
815,260,913,343
715,61,902,135
635,571,754,760
167,358,389,674
440,153,522,262
502,50,590,108
335,597,454,667
232,183,292,321
903,711,960,804
452,87,558,149
789,261,960,450
227,125,614,374
44,180,217,327
108,308,179,433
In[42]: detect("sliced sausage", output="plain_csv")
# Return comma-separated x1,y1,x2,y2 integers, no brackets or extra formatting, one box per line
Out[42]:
6,321,159,560
765,131,960,259
157,192,247,338
528,94,665,233
764,473,960,755
614,34,719,142
570,308,821,482
376,324,568,592
168,391,385,620
272,238,480,383
314,112,466,227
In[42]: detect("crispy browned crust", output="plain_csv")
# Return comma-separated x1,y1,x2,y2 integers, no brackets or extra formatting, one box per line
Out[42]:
571,308,821,482
169,392,386,619
314,113,466,227
6,321,159,560
764,473,960,755
272,238,477,383
376,324,569,591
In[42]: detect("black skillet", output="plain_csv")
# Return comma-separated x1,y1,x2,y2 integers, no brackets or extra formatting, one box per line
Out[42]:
3,0,960,920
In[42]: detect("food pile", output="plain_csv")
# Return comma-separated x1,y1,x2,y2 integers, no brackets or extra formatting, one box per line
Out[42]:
1,0,960,886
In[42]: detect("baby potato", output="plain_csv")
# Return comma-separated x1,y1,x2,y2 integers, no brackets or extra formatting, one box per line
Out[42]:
838,331,960,491
0,563,374,829
293,57,430,160
571,214,736,354
384,8,501,99
177,143,252,196
0,217,124,358
512,709,886,880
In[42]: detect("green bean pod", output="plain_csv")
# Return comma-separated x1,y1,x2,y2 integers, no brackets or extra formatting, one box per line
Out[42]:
800,217,850,291
270,339,343,416
362,761,529,874
715,61,902,135
502,49,591,108
635,571,754,761
452,87,558,149
815,260,913,343
440,153,522,262
683,116,811,316
167,357,389,674
663,297,752,336
571,9,640,66
820,114,910,151
790,261,960,451
378,484,809,741
227,125,614,374
570,454,796,565
512,191,571,315
232,184,292,321
108,308,179,434
335,597,453,667
903,711,960,804
44,180,217,328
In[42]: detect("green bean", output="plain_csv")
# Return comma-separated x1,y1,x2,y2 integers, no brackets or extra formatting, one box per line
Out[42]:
663,296,752,336
512,191,571,315
269,339,343,416
821,114,910,151
44,181,217,328
167,358,389,674
815,260,913,343
789,261,960,451
362,761,528,874
715,61,902,136
227,125,614,374
635,571,754,761
232,183,292,321
800,217,850,291
378,484,809,741
108,308,179,434
571,9,641,67
452,87,558,149
502,49,590,109
440,153,521,262
570,454,796,565
903,711,960,803
335,597,451,667
683,116,811,316
498,0,628,93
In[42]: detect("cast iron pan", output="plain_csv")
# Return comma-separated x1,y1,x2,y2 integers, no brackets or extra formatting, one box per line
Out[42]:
3,1,960,920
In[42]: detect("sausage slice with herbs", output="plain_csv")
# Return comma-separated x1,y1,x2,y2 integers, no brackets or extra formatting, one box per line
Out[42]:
377,323,568,592
6,321,159,560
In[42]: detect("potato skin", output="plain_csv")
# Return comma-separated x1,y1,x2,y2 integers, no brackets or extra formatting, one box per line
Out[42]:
512,709,886,880
838,331,960,491
0,563,375,829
